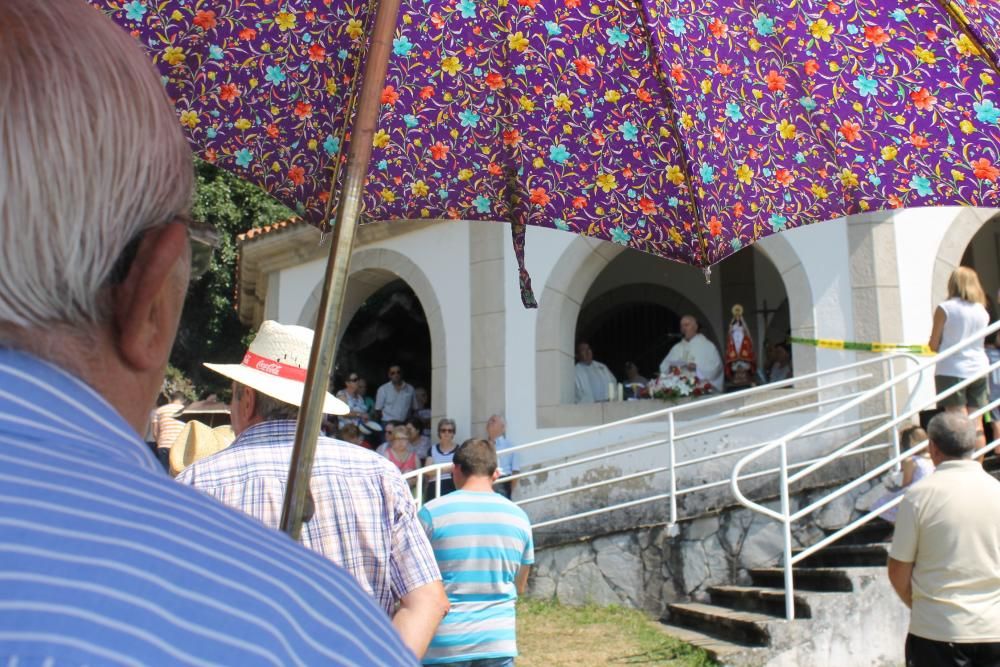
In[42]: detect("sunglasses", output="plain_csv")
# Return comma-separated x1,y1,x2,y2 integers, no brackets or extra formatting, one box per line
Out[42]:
108,215,219,285
347,376,359,382
439,428,455,433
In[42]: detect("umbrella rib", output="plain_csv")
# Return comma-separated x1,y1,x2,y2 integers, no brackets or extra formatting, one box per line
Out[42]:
629,0,712,272
320,0,385,229
929,0,1000,79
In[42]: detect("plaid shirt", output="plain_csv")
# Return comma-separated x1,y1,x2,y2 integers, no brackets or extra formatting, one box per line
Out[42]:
177,420,440,614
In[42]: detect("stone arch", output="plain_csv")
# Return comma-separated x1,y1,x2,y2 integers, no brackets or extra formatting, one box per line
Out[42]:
931,208,1000,306
753,233,818,378
535,237,626,409
299,248,448,428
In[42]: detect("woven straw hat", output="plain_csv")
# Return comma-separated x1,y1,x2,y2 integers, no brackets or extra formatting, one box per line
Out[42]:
169,421,235,476
204,321,348,415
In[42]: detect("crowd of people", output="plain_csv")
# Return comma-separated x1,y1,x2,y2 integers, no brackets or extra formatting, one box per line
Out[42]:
3,3,998,666
574,312,794,403
0,3,532,665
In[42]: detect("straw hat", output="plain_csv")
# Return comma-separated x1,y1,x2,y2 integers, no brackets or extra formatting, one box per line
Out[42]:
204,321,349,415
169,421,235,476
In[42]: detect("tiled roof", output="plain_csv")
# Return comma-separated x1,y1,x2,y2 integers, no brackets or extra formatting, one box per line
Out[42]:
237,216,303,242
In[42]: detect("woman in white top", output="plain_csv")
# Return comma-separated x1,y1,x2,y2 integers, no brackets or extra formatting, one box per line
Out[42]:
928,267,989,455
424,418,458,499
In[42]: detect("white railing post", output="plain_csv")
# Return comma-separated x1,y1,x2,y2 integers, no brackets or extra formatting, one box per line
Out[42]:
887,359,901,471
668,412,678,532
778,440,795,621
435,466,442,498
416,470,424,506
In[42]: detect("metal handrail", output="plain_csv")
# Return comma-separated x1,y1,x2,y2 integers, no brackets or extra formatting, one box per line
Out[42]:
406,352,917,495
729,319,1000,620
404,351,922,549
464,353,920,463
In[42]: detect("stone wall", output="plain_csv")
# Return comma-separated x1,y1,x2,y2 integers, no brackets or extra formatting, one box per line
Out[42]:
528,475,892,616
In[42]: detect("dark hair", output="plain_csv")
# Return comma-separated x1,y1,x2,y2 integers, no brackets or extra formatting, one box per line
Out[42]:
927,412,976,458
406,415,424,432
338,423,360,441
453,438,497,477
899,425,928,451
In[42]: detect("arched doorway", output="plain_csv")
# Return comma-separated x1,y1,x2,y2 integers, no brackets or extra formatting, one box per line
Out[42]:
575,245,790,390
959,211,1000,315
536,234,805,417
298,247,448,428
333,279,431,394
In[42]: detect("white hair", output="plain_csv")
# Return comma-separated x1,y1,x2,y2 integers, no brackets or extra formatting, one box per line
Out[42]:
0,0,193,328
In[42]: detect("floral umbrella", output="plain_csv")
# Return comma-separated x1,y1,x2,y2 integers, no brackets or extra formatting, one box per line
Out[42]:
93,0,1000,535
95,0,1000,289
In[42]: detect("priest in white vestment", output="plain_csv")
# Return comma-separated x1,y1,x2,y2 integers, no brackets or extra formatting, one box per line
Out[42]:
659,315,724,392
574,341,617,403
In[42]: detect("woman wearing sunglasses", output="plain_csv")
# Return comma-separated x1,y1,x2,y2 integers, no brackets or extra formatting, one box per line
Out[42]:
424,418,458,499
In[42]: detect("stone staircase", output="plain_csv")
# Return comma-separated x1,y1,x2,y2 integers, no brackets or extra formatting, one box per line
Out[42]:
656,454,1000,666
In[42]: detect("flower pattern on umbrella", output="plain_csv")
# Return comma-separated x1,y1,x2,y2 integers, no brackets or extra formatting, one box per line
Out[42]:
96,0,1000,267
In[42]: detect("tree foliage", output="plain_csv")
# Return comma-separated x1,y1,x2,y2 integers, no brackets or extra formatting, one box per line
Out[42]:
171,161,293,397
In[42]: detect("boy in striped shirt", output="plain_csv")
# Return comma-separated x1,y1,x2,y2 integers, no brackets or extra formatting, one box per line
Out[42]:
419,439,534,666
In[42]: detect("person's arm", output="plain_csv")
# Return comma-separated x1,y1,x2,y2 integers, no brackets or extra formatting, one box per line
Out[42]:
901,456,917,487
928,306,946,352
515,565,531,596
392,580,450,658
374,385,387,421
390,473,447,657
887,558,914,608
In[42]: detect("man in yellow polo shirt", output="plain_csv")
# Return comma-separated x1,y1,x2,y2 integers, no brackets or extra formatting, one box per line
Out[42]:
888,412,1000,666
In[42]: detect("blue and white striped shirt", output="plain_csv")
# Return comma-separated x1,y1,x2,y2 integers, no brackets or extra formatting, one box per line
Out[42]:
418,490,534,664
0,349,415,666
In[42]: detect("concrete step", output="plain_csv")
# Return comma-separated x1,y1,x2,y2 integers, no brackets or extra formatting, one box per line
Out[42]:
749,567,854,592
792,542,890,568
654,621,763,665
821,519,893,546
666,601,773,646
708,584,812,619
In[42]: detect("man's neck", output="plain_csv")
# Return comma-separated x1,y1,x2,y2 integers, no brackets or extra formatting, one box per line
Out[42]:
459,476,496,493
3,324,160,435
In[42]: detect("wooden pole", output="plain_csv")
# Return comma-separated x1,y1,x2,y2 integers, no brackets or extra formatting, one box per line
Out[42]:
279,0,403,538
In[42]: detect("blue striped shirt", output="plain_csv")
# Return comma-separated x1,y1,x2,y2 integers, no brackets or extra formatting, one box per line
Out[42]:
176,420,441,615
0,349,415,666
418,490,533,665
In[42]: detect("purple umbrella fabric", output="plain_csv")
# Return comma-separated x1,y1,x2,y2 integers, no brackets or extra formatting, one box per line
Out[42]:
94,0,1000,271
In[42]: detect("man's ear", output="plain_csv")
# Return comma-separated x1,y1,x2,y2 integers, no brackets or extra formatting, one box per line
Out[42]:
113,223,189,371
240,387,258,424
492,468,501,482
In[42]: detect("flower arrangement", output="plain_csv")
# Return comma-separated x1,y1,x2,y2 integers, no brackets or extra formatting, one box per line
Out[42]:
647,367,713,401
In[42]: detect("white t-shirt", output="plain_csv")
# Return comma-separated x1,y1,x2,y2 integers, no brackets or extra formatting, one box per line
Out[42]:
889,459,1000,643
935,298,989,378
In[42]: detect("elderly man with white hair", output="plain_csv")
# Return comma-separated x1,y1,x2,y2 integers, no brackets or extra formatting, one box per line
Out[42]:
888,412,1000,667
0,1,414,664
659,315,725,392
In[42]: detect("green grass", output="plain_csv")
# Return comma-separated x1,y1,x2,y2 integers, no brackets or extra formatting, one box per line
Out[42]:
516,599,719,666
